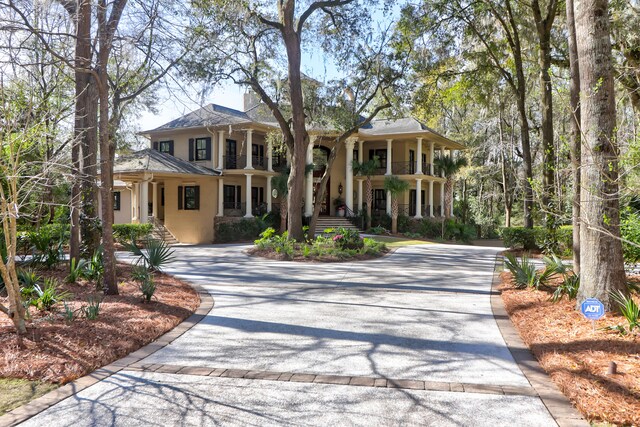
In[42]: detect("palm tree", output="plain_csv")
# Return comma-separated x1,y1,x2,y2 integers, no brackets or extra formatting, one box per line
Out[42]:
352,156,380,230
383,176,410,234
433,154,468,218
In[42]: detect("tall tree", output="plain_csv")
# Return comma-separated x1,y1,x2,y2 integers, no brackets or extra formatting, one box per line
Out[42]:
531,0,559,228
574,0,627,308
566,0,581,274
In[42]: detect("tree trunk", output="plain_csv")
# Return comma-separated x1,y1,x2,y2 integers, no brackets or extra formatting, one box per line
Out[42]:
365,177,372,230
566,0,581,275
575,0,627,309
69,0,92,264
97,0,118,295
281,6,308,241
81,81,100,255
391,198,398,234
532,0,558,229
444,178,453,218
280,198,288,233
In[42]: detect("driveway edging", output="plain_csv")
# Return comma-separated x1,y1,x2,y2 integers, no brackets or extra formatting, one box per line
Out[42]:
0,284,214,427
490,255,587,427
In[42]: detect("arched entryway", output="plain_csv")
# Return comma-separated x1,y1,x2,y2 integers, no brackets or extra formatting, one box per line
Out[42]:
312,146,331,215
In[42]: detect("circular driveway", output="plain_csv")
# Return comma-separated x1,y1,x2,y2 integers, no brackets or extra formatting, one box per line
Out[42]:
19,243,559,426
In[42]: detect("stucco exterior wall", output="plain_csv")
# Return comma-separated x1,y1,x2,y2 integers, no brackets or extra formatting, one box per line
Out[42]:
113,187,132,224
163,176,218,244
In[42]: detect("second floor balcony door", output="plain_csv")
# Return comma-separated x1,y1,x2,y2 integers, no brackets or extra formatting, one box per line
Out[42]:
226,139,237,169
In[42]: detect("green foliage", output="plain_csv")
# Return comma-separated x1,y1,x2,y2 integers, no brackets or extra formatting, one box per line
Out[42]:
112,223,153,244
332,228,364,250
32,278,70,311
550,275,580,303
501,227,538,250
352,156,380,177
442,220,475,242
62,301,75,322
66,258,88,283
27,225,67,268
83,247,105,287
433,154,468,177
139,274,156,303
255,230,295,258
368,225,387,235
621,209,640,266
127,239,175,272
609,290,639,335
383,175,410,196
504,252,539,289
82,296,102,320
216,218,271,243
501,226,574,256
418,219,441,238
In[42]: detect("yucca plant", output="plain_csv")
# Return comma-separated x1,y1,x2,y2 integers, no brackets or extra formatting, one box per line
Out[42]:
550,275,580,303
66,258,88,283
33,278,71,311
610,290,639,334
82,296,102,320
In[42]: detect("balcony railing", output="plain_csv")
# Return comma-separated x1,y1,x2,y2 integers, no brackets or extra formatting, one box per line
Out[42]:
392,161,414,175
224,154,284,171
224,155,246,170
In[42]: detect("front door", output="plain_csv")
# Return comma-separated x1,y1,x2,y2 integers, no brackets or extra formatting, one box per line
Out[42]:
312,146,331,215
226,139,237,169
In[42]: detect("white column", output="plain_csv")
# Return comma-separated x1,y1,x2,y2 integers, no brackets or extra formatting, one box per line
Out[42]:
345,138,355,214
304,140,314,217
428,181,434,217
385,139,393,175
416,137,423,174
439,147,445,178
267,139,273,172
140,180,148,223
245,129,254,170
266,176,273,212
415,179,423,219
211,133,217,170
429,142,435,176
217,130,225,169
151,182,158,218
132,183,139,222
358,140,364,162
217,178,224,217
245,174,253,217
386,190,392,215
440,181,445,216
357,179,363,212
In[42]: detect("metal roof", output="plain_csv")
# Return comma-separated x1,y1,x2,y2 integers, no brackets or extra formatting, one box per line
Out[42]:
114,149,220,176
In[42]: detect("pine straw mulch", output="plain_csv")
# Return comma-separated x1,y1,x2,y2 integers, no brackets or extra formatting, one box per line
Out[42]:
0,263,200,384
499,272,640,426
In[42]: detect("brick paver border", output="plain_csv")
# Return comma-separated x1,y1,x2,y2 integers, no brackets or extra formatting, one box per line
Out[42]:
123,363,539,397
0,284,215,427
491,255,588,427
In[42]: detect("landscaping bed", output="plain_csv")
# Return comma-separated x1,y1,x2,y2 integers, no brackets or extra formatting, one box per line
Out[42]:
248,227,389,262
499,271,640,426
0,263,199,386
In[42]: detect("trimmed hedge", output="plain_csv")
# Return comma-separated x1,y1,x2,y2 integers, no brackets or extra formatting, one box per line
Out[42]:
113,223,153,243
622,211,640,265
215,217,273,243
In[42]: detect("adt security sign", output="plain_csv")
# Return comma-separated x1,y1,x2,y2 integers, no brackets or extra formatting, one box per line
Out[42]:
581,298,605,320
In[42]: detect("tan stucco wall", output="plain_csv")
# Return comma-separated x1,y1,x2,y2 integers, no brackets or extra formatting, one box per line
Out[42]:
113,187,132,224
163,177,218,244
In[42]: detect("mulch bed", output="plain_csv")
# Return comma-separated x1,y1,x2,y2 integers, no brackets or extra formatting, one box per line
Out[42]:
500,272,640,426
247,247,390,262
0,263,199,384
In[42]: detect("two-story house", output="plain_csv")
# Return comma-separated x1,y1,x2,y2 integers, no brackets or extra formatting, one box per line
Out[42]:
111,94,465,244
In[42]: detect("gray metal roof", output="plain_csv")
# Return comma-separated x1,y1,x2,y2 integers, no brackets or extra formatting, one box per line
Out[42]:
146,104,253,132
359,117,439,136
114,149,220,176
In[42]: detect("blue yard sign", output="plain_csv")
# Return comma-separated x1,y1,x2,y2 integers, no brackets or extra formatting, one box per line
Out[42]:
581,298,605,320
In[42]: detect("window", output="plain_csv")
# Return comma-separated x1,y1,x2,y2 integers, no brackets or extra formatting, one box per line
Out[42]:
373,189,386,211
369,149,387,168
195,138,208,160
178,185,200,210
224,185,241,209
113,191,121,211
153,140,174,155
189,137,211,161
252,144,265,167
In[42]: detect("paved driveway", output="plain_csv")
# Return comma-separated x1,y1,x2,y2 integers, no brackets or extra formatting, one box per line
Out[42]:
20,243,556,426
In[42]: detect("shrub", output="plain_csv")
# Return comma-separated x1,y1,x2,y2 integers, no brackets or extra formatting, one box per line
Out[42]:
418,219,441,239
362,238,386,255
609,290,639,335
139,274,156,303
550,275,580,303
621,210,640,267
127,239,175,272
28,226,66,268
83,247,105,288
501,227,538,250
332,228,363,250
66,258,88,283
443,220,475,243
397,215,411,233
371,213,391,230
32,278,71,311
113,223,153,244
216,218,266,243
367,225,387,235
504,252,539,289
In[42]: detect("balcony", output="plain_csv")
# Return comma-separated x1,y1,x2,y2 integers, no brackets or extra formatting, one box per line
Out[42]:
391,162,415,175
224,155,283,171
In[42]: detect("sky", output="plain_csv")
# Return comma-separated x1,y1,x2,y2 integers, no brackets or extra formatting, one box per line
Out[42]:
136,2,402,133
